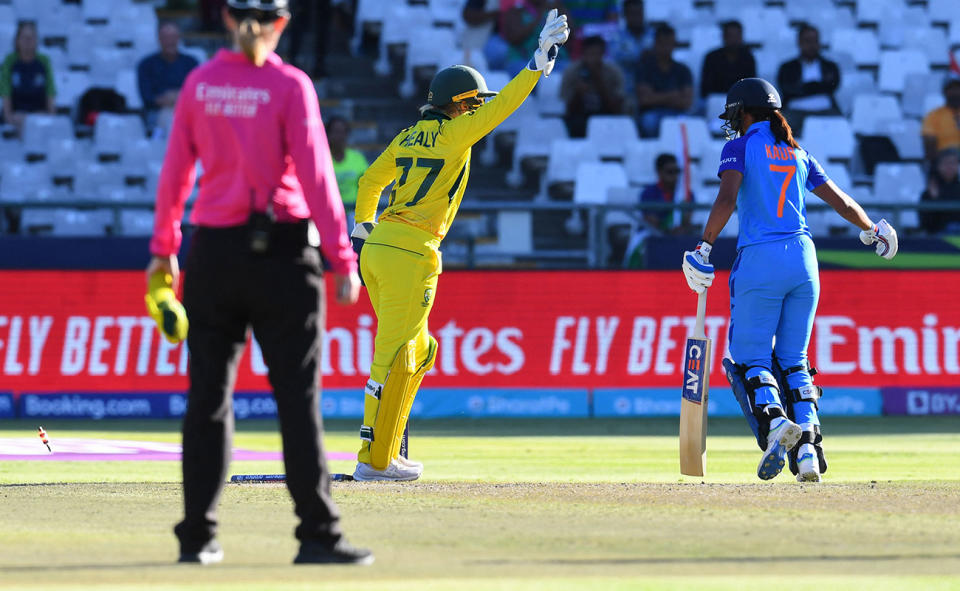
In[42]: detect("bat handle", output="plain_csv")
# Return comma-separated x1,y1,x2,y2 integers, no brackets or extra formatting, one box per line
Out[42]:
694,289,707,338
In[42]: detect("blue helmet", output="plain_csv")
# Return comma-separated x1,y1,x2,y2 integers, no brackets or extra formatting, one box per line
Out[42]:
719,78,782,139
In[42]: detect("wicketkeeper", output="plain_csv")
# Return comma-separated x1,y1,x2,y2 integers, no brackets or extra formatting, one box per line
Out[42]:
348,10,569,481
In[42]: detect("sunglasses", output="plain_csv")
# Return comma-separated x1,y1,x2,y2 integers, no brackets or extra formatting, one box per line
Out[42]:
229,7,285,23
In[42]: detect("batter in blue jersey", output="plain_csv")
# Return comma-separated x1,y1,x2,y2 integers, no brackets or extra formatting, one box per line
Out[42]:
681,78,899,482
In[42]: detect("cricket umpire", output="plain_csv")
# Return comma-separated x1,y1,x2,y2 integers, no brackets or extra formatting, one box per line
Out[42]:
348,10,570,481
147,0,371,565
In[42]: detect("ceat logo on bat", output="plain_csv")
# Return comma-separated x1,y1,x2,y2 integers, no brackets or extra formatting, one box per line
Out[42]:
682,339,707,405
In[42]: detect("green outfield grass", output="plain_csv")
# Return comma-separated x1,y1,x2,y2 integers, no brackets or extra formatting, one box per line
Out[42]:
0,417,958,591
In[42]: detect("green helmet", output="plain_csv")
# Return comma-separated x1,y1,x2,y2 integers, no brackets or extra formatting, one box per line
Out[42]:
427,65,498,107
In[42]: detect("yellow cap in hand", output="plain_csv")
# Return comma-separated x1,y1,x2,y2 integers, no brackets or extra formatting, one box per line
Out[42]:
145,271,189,344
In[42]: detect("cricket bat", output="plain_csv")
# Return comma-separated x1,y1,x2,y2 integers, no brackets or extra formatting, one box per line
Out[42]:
679,289,710,477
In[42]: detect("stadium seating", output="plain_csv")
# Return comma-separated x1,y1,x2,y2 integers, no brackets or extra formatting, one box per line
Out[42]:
874,166,923,230
399,27,458,98
829,28,881,67
851,94,903,136
623,140,666,187
573,162,627,205
20,208,114,236
93,114,147,159
879,119,924,161
541,139,600,197
0,0,947,248
657,117,710,161
534,72,565,118
799,117,856,162
901,72,944,118
586,116,639,160
505,117,569,188
0,162,54,203
21,115,74,157
878,49,930,94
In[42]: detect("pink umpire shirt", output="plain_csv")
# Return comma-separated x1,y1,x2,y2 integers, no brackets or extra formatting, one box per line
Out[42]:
150,49,357,275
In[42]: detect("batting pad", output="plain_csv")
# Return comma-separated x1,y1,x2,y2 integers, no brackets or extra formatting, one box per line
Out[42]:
370,336,437,471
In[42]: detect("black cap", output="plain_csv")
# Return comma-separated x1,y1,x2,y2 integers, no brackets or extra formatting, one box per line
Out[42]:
719,77,782,120
427,65,498,106
226,0,290,16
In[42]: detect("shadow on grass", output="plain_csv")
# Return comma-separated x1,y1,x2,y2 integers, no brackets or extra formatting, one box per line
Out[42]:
0,561,285,572
1,417,958,438
473,552,960,566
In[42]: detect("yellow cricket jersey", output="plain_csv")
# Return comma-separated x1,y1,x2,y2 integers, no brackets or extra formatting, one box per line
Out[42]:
355,68,541,240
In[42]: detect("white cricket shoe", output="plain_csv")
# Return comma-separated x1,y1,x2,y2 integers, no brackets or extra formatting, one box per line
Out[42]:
352,458,422,482
757,416,802,481
795,443,821,483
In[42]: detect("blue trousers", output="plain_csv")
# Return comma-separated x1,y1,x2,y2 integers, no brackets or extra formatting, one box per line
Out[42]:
729,235,820,427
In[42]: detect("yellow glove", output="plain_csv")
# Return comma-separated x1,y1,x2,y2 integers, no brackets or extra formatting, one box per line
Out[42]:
145,271,188,344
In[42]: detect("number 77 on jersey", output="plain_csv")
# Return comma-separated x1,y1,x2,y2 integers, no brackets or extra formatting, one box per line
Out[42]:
679,290,711,477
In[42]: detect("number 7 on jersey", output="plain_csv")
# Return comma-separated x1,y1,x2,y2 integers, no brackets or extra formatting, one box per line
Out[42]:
679,289,711,477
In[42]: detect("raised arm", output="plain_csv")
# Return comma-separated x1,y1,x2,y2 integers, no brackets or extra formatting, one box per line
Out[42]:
445,9,569,148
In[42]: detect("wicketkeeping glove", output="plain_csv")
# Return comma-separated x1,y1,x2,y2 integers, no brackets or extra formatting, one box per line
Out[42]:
144,271,188,344
350,221,377,285
529,8,569,76
682,241,714,294
859,218,898,260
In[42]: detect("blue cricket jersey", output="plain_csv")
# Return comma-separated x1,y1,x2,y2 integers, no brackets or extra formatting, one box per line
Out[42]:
717,121,829,250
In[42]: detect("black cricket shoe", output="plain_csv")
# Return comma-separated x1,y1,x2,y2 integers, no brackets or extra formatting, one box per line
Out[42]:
293,538,374,565
178,539,224,565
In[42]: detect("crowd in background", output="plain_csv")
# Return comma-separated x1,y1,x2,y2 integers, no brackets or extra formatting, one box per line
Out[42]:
2,0,959,245
456,0,960,238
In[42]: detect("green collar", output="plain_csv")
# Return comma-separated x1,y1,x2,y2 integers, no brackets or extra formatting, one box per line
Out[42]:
421,109,451,122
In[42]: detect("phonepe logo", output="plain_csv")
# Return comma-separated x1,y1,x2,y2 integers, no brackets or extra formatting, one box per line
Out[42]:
683,339,707,404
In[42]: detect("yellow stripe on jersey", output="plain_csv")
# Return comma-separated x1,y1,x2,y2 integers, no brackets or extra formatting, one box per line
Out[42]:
355,67,541,239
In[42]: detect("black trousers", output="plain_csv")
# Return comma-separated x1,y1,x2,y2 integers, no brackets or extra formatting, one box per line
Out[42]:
174,222,342,551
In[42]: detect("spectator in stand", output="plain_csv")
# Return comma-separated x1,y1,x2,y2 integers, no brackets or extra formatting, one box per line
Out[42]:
563,0,616,27
920,148,960,234
463,0,503,69
199,0,227,31
287,0,330,78
499,0,555,75
640,153,693,235
326,116,369,214
634,25,693,138
560,35,624,137
137,22,199,135
700,20,756,99
610,0,652,96
776,23,840,133
922,78,960,166
0,21,56,131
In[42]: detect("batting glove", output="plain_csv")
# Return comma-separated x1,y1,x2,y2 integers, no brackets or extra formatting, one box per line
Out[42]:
529,8,569,76
144,271,188,344
682,241,714,294
859,218,898,260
